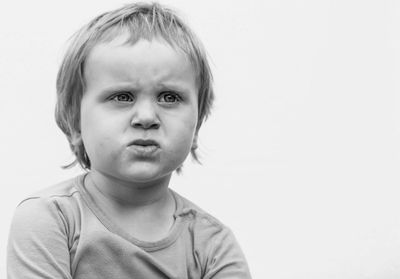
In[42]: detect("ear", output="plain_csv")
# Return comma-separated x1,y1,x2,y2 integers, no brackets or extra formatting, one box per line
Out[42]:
71,131,83,147
192,133,198,150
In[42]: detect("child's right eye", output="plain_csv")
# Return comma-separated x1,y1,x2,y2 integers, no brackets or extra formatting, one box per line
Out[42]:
110,93,134,103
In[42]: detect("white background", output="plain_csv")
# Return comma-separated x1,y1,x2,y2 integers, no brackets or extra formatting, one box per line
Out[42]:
1,0,400,278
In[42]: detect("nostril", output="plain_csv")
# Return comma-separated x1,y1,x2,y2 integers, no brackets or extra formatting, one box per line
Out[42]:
131,120,160,129
151,122,160,129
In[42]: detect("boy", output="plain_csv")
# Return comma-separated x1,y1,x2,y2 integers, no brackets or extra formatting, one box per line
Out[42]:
7,2,251,278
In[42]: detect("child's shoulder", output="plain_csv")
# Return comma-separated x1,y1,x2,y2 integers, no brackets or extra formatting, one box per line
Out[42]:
171,190,242,264
19,174,82,205
13,174,86,224
171,190,229,233
10,175,86,239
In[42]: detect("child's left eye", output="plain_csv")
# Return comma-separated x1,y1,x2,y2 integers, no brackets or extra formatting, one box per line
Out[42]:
158,92,181,103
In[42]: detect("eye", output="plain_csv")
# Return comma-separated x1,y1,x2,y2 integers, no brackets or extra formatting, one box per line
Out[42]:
158,92,181,103
110,92,134,103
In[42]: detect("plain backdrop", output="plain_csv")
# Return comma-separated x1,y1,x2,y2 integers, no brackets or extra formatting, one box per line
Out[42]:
1,0,400,278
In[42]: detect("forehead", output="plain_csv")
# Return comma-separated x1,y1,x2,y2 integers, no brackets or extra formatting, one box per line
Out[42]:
90,29,197,65
91,32,192,65
88,34,185,63
84,35,198,89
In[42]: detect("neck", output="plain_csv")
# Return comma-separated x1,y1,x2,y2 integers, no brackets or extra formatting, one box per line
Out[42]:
86,170,172,207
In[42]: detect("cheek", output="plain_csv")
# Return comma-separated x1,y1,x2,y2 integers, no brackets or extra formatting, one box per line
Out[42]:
80,111,118,162
169,114,198,151
180,108,198,132
183,106,199,131
82,133,121,170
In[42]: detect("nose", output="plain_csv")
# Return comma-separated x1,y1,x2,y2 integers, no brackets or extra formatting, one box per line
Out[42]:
130,100,160,130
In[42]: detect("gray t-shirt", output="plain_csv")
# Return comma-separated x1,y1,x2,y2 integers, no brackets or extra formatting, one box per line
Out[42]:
7,174,251,278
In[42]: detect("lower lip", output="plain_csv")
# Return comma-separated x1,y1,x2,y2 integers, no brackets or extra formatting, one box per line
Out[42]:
128,144,159,157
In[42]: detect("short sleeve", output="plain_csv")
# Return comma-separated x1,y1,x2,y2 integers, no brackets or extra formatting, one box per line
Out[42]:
7,197,72,279
203,228,252,279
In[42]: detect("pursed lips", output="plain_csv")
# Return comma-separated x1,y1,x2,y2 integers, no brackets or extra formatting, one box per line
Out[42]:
127,139,160,156
129,139,160,147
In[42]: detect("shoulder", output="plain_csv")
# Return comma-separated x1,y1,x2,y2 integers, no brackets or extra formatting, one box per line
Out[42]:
7,177,84,279
172,190,251,277
23,175,83,202
12,174,86,233
17,174,85,208
172,190,231,238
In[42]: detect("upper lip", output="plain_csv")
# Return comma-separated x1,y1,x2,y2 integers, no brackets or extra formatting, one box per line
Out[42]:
129,139,160,147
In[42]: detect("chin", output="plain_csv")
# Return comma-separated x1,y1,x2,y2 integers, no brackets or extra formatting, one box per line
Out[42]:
120,166,172,184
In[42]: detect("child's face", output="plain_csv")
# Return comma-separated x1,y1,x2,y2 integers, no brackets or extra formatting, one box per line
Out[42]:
80,36,198,184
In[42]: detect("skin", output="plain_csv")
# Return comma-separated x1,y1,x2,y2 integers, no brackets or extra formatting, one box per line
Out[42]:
79,35,199,241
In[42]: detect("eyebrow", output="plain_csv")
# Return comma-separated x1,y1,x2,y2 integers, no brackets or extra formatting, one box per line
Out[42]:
99,83,139,93
157,81,195,93
99,81,195,94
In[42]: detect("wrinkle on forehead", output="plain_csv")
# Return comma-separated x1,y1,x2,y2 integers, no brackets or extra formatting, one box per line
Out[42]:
93,27,200,80
84,38,198,95
86,31,200,89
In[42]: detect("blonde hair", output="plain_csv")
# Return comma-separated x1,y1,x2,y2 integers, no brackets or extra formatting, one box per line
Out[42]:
55,2,214,170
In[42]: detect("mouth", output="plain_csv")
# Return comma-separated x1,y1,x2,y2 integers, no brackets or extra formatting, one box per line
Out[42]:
129,139,160,147
127,139,160,156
